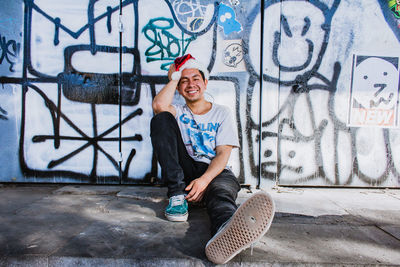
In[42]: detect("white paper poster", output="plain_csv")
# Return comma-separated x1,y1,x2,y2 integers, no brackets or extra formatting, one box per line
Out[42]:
348,55,400,128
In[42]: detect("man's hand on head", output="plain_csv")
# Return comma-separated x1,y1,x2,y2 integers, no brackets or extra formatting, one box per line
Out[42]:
168,63,182,81
167,63,175,80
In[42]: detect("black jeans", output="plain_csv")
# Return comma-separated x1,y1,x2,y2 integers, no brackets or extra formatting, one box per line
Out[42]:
150,112,240,235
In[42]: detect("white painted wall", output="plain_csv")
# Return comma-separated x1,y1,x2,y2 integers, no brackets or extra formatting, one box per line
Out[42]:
0,0,399,188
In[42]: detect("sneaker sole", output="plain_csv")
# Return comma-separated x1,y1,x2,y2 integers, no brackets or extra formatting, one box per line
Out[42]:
205,191,275,264
165,212,188,222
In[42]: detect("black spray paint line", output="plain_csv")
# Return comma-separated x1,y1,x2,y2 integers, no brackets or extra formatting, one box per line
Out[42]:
0,33,21,72
0,105,8,120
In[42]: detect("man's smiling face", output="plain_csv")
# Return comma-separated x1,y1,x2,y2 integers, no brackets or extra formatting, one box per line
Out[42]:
178,68,208,103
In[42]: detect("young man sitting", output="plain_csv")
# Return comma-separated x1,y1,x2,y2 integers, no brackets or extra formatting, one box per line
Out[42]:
150,54,275,264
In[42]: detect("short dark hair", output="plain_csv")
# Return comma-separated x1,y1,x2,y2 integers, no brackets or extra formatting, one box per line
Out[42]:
198,70,205,81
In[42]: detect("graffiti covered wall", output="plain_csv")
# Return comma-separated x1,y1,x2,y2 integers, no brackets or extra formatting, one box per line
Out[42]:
0,0,400,187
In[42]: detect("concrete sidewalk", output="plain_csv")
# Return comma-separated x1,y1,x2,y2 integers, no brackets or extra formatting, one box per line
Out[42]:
0,184,399,266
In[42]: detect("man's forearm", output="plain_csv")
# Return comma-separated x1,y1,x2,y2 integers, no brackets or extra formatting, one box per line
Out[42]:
200,158,227,183
152,79,178,114
200,146,232,183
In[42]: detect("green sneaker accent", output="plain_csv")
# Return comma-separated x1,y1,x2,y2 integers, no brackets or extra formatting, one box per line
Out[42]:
165,194,188,222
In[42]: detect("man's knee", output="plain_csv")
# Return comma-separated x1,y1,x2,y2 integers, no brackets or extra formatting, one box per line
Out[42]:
151,112,175,132
206,174,240,199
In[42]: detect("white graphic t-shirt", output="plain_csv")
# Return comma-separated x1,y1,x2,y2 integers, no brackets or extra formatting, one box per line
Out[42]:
173,103,239,166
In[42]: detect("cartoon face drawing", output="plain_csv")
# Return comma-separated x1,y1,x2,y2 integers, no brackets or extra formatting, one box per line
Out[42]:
250,1,338,83
352,57,399,110
223,43,244,67
247,0,339,182
277,136,317,184
218,3,242,35
256,116,319,182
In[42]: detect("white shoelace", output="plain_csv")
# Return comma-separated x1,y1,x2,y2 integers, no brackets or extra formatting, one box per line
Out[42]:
170,195,185,206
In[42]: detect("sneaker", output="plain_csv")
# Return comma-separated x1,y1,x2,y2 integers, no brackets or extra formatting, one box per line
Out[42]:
205,191,275,264
165,194,188,222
